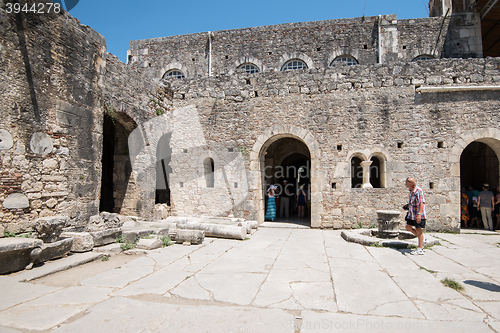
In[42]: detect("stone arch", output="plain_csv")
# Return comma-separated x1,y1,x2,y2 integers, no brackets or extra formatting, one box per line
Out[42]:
276,53,314,71
327,48,362,66
160,62,188,79
231,56,265,74
249,125,321,227
368,151,389,188
449,128,500,229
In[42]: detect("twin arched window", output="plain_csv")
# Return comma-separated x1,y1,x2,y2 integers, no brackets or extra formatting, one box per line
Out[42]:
351,155,385,188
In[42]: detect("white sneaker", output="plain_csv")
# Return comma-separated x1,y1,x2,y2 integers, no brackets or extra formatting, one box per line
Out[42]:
411,248,425,255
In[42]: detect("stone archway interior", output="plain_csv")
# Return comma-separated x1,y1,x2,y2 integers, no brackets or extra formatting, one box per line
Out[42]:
262,137,311,222
99,113,138,215
460,141,499,191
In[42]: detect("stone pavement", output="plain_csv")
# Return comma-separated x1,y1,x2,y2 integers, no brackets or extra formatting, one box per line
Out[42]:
1,226,500,332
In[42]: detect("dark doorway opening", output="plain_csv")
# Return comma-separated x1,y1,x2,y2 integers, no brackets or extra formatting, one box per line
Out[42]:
262,137,311,226
99,115,115,213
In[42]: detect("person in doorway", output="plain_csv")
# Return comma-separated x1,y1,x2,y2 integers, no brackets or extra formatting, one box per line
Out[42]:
280,180,293,218
265,185,277,222
478,183,495,231
470,188,481,228
296,184,307,219
495,186,500,230
404,177,426,255
461,187,469,228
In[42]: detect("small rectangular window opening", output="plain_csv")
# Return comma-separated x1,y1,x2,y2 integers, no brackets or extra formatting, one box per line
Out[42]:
402,45,407,50
429,182,434,189
397,142,403,149
364,45,368,49
317,47,321,51
332,183,337,189
180,182,184,187
234,182,238,188
337,145,342,151
183,149,188,153
228,148,233,152
254,91,259,97
437,141,444,148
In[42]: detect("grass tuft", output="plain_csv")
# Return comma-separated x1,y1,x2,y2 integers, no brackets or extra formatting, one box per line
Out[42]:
441,278,464,291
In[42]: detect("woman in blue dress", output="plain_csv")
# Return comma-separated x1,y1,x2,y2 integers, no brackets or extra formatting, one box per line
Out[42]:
265,185,277,221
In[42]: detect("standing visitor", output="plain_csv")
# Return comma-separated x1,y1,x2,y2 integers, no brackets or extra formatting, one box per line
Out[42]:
404,178,426,255
265,185,277,222
296,185,306,219
478,184,495,231
461,188,469,228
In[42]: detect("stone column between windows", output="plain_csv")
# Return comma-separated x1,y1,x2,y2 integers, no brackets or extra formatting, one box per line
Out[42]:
360,161,373,189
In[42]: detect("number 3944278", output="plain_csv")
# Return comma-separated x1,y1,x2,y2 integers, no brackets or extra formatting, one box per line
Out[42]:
5,3,61,14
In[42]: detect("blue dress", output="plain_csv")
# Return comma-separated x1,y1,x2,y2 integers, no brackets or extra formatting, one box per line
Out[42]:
265,195,276,221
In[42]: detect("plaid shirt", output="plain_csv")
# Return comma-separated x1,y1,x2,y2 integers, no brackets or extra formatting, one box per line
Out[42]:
408,186,426,220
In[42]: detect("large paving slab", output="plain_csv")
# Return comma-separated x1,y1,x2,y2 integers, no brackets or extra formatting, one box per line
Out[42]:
1,227,500,331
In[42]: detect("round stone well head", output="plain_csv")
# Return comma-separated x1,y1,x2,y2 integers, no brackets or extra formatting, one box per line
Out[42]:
376,210,402,239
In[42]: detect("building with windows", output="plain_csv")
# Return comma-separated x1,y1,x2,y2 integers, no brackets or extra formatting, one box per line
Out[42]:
0,0,499,234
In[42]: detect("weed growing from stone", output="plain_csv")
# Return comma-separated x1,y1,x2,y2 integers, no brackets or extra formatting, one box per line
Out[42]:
4,231,16,237
420,266,436,274
161,235,174,247
407,244,418,249
120,242,136,251
115,235,125,244
424,242,441,250
370,242,384,247
441,278,464,291
101,255,109,261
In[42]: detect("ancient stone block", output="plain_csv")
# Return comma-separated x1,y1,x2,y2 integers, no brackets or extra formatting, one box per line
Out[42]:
30,132,53,156
2,193,29,209
0,129,13,150
61,231,94,252
136,238,162,250
31,216,69,243
90,228,122,247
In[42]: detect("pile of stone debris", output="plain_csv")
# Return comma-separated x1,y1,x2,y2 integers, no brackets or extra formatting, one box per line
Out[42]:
0,213,257,275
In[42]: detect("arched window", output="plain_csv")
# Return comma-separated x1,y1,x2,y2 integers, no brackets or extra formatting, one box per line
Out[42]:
412,55,434,62
331,56,358,66
351,157,363,188
281,59,308,71
370,156,381,188
238,63,260,74
203,157,215,188
163,69,185,79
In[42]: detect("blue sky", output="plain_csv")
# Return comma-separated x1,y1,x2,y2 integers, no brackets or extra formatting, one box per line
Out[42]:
68,0,429,63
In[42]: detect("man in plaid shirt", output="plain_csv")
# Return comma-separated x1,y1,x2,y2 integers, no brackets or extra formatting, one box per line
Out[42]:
405,177,426,255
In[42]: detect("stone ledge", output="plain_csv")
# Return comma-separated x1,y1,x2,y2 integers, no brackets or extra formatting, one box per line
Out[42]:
341,229,440,249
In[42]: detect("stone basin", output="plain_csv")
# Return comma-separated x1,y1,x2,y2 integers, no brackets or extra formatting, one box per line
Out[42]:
377,210,402,239
0,238,43,274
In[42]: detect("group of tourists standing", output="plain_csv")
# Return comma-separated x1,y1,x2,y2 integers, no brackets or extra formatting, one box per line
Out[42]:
264,180,308,221
461,184,500,231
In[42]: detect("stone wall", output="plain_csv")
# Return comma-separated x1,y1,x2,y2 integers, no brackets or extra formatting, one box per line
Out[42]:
162,57,500,231
0,0,160,234
128,14,482,80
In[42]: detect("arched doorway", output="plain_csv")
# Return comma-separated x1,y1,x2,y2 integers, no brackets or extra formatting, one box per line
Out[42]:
99,112,139,215
460,140,500,229
261,136,311,225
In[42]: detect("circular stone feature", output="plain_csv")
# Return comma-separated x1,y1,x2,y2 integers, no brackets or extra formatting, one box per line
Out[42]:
377,210,402,239
2,193,30,209
0,129,13,150
30,132,53,155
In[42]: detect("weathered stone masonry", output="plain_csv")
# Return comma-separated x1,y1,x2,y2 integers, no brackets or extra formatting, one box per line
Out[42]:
0,1,160,234
0,0,498,235
164,58,500,231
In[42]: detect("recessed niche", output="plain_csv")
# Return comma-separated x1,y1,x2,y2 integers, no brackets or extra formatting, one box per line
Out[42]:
332,183,337,189
429,182,434,189
437,141,444,148
337,145,342,151
397,142,403,148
